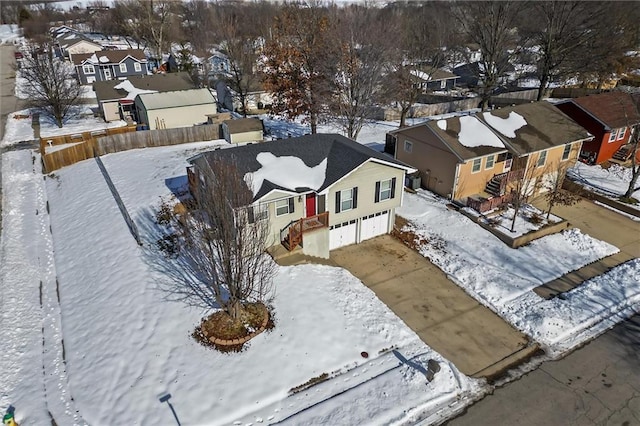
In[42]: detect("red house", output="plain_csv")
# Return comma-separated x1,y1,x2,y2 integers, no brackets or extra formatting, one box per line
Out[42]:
556,91,640,164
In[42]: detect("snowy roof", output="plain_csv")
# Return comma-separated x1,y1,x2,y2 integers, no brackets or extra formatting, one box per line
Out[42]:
189,134,415,201
410,68,458,82
113,79,157,100
71,49,146,66
92,73,196,102
394,101,592,161
136,88,215,110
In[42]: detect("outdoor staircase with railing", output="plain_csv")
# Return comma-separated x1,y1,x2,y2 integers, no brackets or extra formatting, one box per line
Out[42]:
485,173,506,196
612,144,633,162
280,212,329,251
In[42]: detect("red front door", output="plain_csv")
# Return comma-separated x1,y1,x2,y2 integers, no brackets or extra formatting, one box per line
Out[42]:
305,193,316,217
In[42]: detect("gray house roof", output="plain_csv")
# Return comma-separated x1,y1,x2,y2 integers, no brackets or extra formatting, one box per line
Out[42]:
189,134,414,201
136,88,215,110
93,73,196,102
222,118,264,134
392,101,592,161
72,49,146,66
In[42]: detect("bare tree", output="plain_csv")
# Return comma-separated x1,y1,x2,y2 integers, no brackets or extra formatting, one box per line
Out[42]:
331,5,392,139
385,2,456,128
623,94,640,199
165,157,276,320
506,156,544,232
454,1,523,110
262,3,336,134
522,1,605,101
540,161,580,220
15,42,82,128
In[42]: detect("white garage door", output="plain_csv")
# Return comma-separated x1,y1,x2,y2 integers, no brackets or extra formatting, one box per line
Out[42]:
330,220,357,250
360,210,389,242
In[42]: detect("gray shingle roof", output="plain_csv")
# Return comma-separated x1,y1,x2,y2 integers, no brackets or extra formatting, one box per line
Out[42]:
190,134,413,201
222,118,264,134
93,73,196,102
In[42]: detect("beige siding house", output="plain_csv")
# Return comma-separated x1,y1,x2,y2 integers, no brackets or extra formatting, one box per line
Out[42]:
389,101,592,212
135,88,217,130
188,134,415,258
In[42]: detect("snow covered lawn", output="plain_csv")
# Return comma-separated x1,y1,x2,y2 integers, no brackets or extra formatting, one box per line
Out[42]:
568,162,640,210
396,190,637,355
37,142,484,425
1,107,127,148
464,204,562,239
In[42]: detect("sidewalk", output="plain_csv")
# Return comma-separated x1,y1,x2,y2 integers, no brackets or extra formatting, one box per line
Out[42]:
532,198,640,299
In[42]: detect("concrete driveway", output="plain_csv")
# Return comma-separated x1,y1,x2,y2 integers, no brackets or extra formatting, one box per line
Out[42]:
330,234,537,378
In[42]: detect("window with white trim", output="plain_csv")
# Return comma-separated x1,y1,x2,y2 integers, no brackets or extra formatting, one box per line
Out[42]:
119,63,127,73
376,178,395,202
471,158,482,173
485,154,495,169
537,150,547,168
275,198,294,216
440,79,446,89
335,187,358,213
341,189,354,211
617,127,626,140
404,140,413,153
82,64,95,74
609,129,618,142
562,144,572,161
134,62,142,72
248,204,268,223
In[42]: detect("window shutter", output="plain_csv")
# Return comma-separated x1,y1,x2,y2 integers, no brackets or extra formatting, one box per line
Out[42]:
247,207,255,224
288,197,294,213
375,181,380,203
353,187,358,209
391,177,396,199
335,191,341,213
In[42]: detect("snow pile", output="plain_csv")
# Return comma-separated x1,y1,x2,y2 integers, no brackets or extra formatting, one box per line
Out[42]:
113,79,157,100
437,120,447,131
246,152,327,196
457,115,506,148
482,111,527,138
98,55,109,63
397,190,628,354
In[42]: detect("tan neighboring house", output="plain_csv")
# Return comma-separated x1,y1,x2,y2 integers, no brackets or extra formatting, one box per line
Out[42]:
93,73,196,122
389,101,592,212
187,134,415,258
221,118,264,144
134,88,217,130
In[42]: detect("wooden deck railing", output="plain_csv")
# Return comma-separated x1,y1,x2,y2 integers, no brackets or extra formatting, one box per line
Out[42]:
467,192,515,213
281,211,329,251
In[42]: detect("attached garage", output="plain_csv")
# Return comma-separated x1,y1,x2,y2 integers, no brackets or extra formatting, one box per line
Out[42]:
360,210,389,242
329,219,357,250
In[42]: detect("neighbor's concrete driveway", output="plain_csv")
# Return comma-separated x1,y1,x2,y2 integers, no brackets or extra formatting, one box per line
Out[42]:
330,234,535,378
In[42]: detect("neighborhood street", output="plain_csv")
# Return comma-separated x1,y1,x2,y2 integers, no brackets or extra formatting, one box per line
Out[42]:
448,314,640,426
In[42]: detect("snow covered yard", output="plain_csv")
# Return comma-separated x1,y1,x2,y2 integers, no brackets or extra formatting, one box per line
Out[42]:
1,107,127,148
463,203,563,239
31,142,485,425
568,162,640,210
396,189,640,355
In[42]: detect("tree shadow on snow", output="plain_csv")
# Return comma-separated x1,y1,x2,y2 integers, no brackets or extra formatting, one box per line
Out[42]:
136,205,226,311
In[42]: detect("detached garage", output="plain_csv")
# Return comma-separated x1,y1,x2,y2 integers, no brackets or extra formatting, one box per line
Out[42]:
134,88,217,130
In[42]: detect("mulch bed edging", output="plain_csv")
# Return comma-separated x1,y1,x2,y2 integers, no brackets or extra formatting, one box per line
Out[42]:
204,308,270,346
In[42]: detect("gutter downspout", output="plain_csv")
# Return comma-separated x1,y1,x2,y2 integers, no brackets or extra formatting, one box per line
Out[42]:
451,163,460,201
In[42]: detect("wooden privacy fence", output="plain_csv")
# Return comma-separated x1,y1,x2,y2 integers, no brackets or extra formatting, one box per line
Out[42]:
40,125,136,173
96,124,221,155
41,124,221,173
